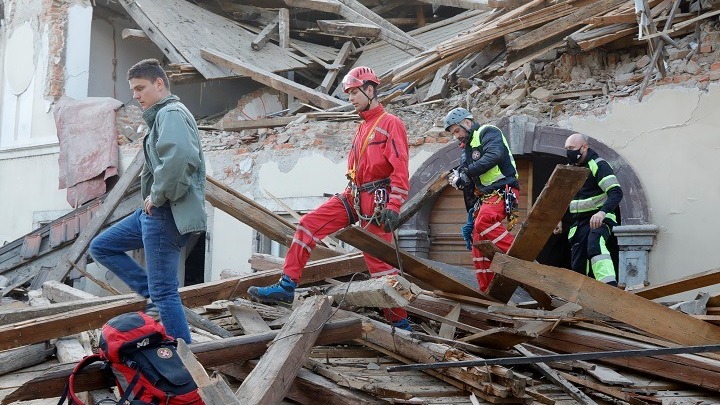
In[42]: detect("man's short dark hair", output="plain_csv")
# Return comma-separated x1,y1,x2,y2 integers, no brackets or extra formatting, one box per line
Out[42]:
127,59,169,89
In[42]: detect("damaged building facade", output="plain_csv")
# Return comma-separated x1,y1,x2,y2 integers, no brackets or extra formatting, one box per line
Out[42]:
0,0,719,305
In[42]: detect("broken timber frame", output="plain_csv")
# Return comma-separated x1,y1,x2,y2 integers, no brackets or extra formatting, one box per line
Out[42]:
234,296,332,404
486,164,589,306
489,254,720,346
335,225,484,298
200,48,347,110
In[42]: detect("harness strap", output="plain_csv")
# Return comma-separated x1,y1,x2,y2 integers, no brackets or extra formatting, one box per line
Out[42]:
347,112,387,182
357,177,390,193
336,193,358,225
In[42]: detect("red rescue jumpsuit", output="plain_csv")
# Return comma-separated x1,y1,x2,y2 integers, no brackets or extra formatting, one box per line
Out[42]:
282,104,410,322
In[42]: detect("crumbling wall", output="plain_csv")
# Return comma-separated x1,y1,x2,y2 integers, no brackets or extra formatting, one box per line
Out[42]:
561,83,720,299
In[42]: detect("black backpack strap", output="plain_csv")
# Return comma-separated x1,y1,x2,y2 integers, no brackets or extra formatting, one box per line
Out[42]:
116,370,143,405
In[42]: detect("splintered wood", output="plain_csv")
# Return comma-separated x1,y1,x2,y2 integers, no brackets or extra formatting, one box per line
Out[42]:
325,275,422,308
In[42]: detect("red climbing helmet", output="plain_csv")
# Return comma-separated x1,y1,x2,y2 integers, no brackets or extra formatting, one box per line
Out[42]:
341,66,380,93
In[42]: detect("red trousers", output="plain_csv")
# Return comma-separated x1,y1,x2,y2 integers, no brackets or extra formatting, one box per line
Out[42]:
283,189,407,322
471,190,516,291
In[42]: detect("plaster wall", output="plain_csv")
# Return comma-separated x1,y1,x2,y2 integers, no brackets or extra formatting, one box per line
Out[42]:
561,84,720,300
0,0,70,244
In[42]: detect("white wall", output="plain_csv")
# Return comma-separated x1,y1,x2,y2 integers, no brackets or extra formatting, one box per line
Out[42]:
561,84,720,300
0,1,71,244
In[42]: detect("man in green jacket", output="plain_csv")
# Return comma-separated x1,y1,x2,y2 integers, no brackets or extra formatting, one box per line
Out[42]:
90,59,205,342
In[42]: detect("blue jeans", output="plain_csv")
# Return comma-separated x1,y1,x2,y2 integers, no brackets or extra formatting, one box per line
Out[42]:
89,204,192,342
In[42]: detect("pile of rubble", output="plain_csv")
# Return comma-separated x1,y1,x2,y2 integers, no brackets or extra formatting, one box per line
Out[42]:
1,164,720,405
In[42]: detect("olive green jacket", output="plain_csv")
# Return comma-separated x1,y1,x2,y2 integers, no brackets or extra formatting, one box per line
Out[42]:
141,95,206,234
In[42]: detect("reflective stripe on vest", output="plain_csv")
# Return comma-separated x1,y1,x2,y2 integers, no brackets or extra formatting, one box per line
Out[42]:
569,158,616,214
468,125,517,187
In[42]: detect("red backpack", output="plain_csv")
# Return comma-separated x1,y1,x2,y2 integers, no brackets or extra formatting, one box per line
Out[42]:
59,312,204,405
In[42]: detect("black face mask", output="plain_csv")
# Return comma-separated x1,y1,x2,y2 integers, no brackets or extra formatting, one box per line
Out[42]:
566,148,583,164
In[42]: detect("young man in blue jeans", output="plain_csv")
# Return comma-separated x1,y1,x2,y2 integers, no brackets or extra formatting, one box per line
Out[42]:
89,59,206,343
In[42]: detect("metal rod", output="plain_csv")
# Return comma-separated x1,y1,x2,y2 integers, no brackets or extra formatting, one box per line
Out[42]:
386,344,720,372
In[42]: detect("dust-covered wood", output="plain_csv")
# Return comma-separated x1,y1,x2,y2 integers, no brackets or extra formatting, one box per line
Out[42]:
325,275,422,308
490,254,720,346
235,296,332,404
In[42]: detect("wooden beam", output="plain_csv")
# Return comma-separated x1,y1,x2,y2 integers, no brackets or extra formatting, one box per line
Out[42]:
423,63,453,102
235,296,332,404
489,254,720,346
352,312,527,401
0,342,55,376
218,361,388,405
200,48,346,109
251,17,279,51
325,275,421,308
438,304,461,339
417,0,490,10
45,150,145,283
120,28,151,41
2,318,361,404
217,117,295,131
398,170,449,226
204,175,339,260
335,0,426,53
177,339,241,405
227,303,272,334
317,20,381,38
283,0,342,14
507,0,627,51
0,298,146,351
319,41,352,93
633,268,720,300
0,295,127,326
117,0,186,63
515,344,599,405
487,165,589,306
335,225,483,297
278,8,290,48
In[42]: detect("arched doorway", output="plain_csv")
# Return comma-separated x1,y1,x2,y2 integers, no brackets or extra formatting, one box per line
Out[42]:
402,116,650,274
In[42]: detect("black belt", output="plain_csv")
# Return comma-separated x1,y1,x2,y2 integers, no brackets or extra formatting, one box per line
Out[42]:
356,178,390,192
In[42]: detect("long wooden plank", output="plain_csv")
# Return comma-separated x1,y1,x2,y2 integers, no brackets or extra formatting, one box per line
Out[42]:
487,165,589,305
398,171,449,226
217,117,295,131
317,20,381,38
0,298,146,351
633,268,720,300
489,254,720,346
336,0,426,53
418,0,491,10
219,362,388,405
335,225,482,297
1,318,361,404
235,296,332,404
506,0,627,51
283,0,342,14
45,150,145,283
319,41,352,94
204,175,339,260
201,48,346,110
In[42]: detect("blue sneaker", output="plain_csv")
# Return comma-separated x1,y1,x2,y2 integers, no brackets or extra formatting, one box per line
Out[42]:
247,275,297,305
393,318,412,331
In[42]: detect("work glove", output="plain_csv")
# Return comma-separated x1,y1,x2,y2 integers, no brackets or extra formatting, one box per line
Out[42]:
380,209,400,233
461,207,475,250
450,168,471,190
